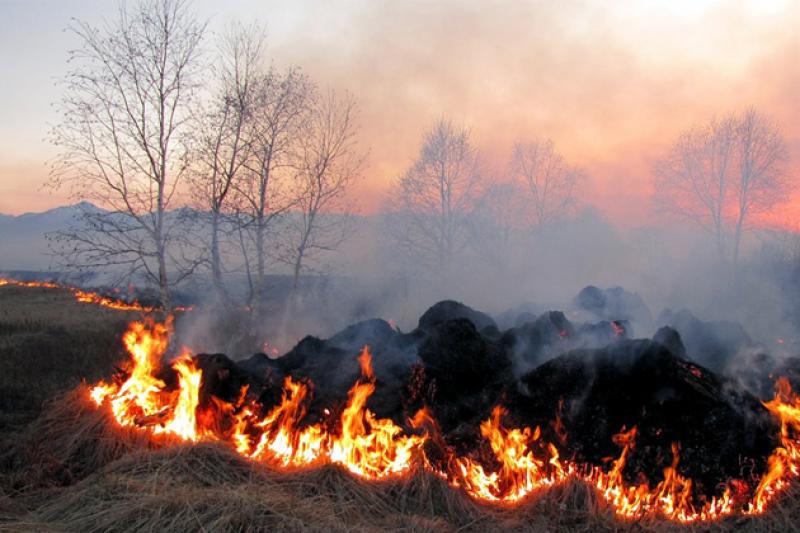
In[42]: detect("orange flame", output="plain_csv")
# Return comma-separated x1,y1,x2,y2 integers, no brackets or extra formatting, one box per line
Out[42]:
0,276,192,312
450,406,565,502
748,377,800,514
329,346,426,478
88,319,800,523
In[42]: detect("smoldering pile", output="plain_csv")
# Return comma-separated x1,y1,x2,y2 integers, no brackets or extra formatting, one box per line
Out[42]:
183,285,793,501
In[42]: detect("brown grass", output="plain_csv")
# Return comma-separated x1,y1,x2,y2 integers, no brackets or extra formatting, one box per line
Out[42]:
0,285,131,430
2,285,800,531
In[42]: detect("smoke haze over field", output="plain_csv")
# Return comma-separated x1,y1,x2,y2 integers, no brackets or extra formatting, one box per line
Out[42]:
1,0,800,226
1,0,800,363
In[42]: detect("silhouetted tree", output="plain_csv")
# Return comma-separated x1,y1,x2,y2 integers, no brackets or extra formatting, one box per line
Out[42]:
654,109,789,268
385,119,481,279
510,140,582,232
189,22,263,304
234,65,314,313
49,0,206,311
280,90,364,290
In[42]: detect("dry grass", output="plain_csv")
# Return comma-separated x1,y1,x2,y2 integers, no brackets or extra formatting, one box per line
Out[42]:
0,285,131,430
2,285,800,531
3,389,800,532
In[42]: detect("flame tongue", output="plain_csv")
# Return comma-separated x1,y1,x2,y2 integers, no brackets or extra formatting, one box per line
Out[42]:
749,377,800,513
451,406,565,502
89,319,800,522
329,346,425,478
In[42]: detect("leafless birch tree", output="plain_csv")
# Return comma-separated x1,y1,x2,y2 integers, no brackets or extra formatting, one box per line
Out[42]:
385,119,481,277
510,140,582,231
234,66,313,310
732,108,789,266
654,109,788,267
49,0,206,310
189,23,263,303
280,90,364,289
654,116,736,261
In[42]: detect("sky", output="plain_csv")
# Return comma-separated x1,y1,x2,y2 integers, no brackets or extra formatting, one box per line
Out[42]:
0,0,798,227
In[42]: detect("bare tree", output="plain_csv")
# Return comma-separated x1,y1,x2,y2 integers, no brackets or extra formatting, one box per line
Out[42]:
510,140,582,232
234,65,313,311
189,22,263,303
470,178,528,265
654,116,736,261
654,110,788,267
732,108,789,267
49,0,206,311
385,119,481,277
280,90,364,289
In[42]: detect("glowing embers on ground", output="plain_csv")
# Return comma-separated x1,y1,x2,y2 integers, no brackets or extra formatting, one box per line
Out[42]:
89,319,800,523
0,276,191,312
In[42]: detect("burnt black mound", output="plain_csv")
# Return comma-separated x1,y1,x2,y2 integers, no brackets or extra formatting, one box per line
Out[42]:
192,297,785,499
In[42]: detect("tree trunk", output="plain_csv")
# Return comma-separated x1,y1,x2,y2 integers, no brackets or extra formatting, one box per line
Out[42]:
157,239,171,315
292,248,303,290
157,178,171,314
254,215,266,317
210,209,224,302
733,212,745,283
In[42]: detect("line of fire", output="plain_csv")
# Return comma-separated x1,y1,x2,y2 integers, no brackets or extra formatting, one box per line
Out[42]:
4,277,800,524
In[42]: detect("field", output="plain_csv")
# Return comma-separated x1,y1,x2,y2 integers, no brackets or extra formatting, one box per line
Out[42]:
1,285,799,532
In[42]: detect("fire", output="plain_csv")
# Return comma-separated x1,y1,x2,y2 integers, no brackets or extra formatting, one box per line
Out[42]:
329,346,427,478
587,429,733,521
237,377,326,468
450,406,565,502
748,377,800,514
0,276,192,312
162,354,203,441
89,319,800,523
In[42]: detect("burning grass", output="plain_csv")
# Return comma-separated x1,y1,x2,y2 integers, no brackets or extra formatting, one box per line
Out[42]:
2,388,799,532
3,286,800,530
74,317,800,521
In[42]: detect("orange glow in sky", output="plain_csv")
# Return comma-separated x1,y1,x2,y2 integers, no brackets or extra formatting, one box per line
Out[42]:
0,0,798,228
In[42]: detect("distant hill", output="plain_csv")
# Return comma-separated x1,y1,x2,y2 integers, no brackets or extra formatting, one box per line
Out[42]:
0,203,380,275
0,203,99,270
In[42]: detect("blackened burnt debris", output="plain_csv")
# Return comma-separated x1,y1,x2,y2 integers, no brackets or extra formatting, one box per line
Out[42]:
173,286,798,500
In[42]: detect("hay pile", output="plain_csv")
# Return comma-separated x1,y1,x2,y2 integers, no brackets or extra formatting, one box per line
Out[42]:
0,387,797,532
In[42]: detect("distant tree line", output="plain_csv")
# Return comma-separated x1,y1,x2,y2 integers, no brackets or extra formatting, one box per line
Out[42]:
384,118,584,285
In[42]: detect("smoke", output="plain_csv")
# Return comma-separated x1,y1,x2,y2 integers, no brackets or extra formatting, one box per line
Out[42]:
162,201,800,381
258,0,800,222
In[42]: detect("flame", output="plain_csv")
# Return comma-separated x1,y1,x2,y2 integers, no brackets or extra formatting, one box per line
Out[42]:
0,276,192,312
239,377,326,468
329,346,426,478
450,406,566,502
748,377,800,514
162,353,203,441
88,319,800,523
587,429,733,521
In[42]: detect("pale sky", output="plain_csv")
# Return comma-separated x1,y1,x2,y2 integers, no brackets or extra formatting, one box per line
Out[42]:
1,0,798,226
